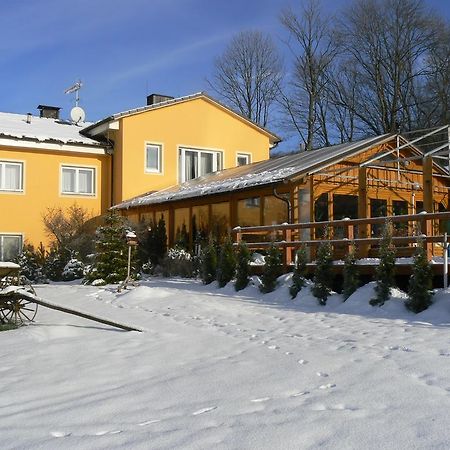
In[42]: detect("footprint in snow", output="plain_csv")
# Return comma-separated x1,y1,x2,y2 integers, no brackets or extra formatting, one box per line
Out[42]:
94,430,122,436
319,383,336,389
251,397,271,403
50,431,71,438
192,406,217,416
290,391,310,397
139,419,161,426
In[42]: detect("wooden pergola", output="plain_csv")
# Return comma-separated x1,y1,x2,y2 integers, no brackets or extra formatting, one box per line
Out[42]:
115,127,450,253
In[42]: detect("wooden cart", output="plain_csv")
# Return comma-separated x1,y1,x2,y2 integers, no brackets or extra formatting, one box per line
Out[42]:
0,262,142,332
0,262,38,325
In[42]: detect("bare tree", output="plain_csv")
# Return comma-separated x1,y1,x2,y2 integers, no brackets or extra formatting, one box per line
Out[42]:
326,63,359,142
280,0,337,150
419,23,450,127
43,204,95,258
208,30,282,127
334,0,439,134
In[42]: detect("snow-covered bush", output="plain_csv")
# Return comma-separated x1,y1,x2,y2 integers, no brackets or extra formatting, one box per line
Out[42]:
61,258,85,281
85,212,137,284
342,244,360,300
16,244,48,283
43,245,71,281
370,220,396,306
162,247,193,278
405,242,433,313
200,240,217,284
216,236,236,288
312,233,333,305
290,246,307,299
260,243,282,293
139,215,167,269
235,242,251,291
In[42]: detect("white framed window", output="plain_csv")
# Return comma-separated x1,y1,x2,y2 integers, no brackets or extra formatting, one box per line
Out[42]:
145,143,162,173
237,153,251,166
179,147,222,182
0,234,22,261
61,165,95,195
0,161,23,192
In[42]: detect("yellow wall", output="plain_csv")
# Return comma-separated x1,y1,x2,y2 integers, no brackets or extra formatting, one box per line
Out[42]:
0,146,109,248
114,97,272,202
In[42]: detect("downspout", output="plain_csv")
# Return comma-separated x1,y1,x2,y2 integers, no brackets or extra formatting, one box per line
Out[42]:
273,184,292,223
105,129,115,208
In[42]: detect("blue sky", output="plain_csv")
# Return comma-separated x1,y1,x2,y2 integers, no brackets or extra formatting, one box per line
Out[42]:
1,0,449,147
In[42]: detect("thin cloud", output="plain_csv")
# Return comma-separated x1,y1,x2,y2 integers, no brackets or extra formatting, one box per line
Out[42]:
107,32,233,86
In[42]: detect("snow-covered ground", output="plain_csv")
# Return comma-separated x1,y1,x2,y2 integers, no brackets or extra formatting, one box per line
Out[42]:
2,277,450,450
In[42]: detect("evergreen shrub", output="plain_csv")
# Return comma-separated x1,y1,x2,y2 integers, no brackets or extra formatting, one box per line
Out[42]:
290,246,307,299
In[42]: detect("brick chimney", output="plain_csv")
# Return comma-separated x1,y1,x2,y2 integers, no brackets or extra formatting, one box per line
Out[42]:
146,94,174,106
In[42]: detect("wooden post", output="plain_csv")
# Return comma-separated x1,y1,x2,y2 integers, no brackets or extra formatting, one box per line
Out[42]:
168,206,175,248
444,233,448,289
347,223,354,255
421,215,433,260
230,196,238,229
235,228,242,245
309,177,316,260
423,157,434,259
358,167,370,258
260,196,265,227
423,156,434,213
284,228,293,269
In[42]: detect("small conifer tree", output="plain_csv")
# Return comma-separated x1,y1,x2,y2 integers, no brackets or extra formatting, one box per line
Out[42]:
235,242,251,291
342,244,360,300
216,236,236,287
200,239,217,284
405,241,433,313
142,215,168,267
86,213,134,284
289,246,307,299
312,230,333,305
260,243,282,293
43,245,71,281
16,244,47,283
370,220,396,306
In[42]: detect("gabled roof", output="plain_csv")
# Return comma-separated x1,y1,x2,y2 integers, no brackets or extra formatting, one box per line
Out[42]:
0,112,105,149
81,92,281,145
114,133,395,210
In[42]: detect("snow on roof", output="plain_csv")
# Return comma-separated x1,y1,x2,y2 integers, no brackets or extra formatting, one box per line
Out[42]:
114,134,393,210
0,112,104,147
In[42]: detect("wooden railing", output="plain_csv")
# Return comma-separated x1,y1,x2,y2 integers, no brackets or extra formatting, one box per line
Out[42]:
232,211,450,265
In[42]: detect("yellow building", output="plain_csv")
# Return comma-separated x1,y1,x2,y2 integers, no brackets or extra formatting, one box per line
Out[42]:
82,92,280,204
0,93,280,260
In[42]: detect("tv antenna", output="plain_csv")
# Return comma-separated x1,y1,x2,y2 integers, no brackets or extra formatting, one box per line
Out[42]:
64,80,83,107
64,80,86,123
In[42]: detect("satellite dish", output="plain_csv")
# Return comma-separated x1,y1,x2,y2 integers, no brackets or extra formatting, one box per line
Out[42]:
70,106,86,124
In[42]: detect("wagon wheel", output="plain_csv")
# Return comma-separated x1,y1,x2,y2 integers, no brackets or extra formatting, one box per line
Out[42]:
0,296,38,326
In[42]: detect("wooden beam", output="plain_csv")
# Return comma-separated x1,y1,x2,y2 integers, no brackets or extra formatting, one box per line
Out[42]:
423,156,434,213
358,167,370,258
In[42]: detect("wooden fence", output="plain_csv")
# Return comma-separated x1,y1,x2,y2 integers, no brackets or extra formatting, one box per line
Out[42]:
232,211,450,267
